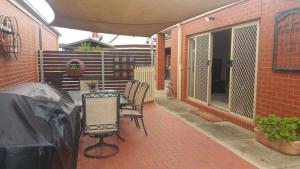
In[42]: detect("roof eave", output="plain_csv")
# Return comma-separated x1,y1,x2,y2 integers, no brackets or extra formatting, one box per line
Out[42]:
15,0,61,36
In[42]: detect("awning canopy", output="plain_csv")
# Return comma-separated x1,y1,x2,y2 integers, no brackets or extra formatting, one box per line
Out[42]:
46,0,240,37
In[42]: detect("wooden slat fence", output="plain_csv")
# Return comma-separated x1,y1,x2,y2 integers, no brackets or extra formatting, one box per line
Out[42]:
38,49,152,93
134,65,155,102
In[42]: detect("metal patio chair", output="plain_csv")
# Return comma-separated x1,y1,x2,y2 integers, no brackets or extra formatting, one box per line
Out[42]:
123,80,134,99
121,83,149,136
121,80,140,110
82,92,120,158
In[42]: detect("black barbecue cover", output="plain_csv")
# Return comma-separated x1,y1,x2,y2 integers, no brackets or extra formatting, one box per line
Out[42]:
0,83,80,169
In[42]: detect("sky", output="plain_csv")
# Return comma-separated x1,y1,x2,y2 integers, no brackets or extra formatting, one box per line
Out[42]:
26,0,149,45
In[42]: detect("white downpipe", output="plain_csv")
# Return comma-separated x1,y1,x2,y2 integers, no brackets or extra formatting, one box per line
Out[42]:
39,50,44,83
38,26,45,83
150,37,154,65
177,24,182,100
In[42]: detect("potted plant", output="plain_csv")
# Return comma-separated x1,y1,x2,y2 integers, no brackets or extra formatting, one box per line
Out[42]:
255,114,300,155
66,59,85,77
86,81,97,93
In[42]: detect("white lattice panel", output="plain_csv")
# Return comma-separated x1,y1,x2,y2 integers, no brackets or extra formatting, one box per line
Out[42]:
194,35,209,102
230,24,258,119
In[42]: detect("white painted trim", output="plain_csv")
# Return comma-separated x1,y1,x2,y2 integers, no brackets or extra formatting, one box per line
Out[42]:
193,38,197,98
186,38,191,97
228,27,234,111
253,22,260,119
177,24,182,100
207,33,213,105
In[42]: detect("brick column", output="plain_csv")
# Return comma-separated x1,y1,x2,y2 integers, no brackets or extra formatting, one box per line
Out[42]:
155,33,166,90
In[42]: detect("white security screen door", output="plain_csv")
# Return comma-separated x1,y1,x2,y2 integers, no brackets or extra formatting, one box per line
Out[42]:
187,33,211,103
229,22,259,119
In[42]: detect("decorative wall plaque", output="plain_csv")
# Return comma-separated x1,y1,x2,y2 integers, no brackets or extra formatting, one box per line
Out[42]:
273,8,300,72
0,15,21,60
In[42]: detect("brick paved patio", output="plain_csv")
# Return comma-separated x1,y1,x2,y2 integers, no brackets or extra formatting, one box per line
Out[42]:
77,103,257,169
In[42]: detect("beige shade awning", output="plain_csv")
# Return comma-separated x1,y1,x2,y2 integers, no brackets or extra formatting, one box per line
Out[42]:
46,0,240,37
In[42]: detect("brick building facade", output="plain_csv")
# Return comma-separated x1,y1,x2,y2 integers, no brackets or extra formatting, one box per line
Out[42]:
156,0,300,130
0,0,59,89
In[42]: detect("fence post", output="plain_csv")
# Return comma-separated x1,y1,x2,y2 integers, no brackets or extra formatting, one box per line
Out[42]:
101,51,105,90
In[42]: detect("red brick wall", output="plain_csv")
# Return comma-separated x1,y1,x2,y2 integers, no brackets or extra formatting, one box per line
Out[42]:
41,27,59,50
165,0,300,128
0,1,59,89
165,39,172,48
180,0,262,100
156,33,165,90
257,0,300,117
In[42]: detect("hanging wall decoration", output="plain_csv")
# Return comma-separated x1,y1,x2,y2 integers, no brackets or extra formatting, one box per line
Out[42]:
273,8,300,72
0,15,22,60
66,59,85,77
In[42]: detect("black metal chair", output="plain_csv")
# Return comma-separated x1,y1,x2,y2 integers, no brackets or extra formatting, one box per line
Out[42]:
121,83,149,136
82,92,120,158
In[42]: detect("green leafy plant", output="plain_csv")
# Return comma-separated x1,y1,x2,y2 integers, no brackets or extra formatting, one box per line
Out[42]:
255,115,300,142
70,63,80,72
75,42,103,52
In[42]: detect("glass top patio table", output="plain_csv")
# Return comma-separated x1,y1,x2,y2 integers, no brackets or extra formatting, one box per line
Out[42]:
68,90,129,107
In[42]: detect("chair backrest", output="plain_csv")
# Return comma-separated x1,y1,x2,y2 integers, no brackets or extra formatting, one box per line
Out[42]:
80,80,99,91
134,83,149,110
82,92,120,134
128,80,140,102
124,80,134,98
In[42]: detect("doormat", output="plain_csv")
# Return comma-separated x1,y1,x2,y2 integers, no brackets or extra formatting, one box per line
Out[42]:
190,110,224,122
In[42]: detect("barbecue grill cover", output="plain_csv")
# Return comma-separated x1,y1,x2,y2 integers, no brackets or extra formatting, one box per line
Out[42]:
0,83,80,169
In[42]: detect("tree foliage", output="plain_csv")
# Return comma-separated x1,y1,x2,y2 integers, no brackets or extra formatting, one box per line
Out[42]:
75,42,103,52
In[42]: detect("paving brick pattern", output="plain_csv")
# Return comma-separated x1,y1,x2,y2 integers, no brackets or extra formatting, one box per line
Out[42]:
77,103,257,169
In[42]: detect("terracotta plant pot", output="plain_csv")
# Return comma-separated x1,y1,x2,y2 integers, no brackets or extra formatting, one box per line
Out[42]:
254,128,300,155
66,59,85,77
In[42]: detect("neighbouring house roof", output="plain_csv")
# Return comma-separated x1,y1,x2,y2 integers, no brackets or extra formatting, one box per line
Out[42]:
60,38,113,50
45,0,240,37
15,0,61,36
114,44,156,50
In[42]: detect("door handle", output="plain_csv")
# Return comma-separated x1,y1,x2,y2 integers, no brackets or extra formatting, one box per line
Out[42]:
229,60,234,67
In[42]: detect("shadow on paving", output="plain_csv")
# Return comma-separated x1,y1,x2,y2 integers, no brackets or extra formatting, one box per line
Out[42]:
155,97,300,169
